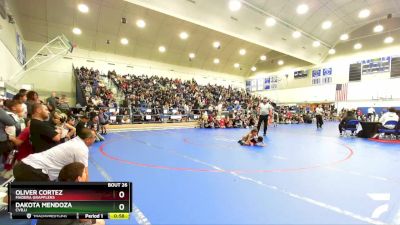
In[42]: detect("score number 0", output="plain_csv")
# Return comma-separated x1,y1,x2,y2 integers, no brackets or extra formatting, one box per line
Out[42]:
118,191,126,211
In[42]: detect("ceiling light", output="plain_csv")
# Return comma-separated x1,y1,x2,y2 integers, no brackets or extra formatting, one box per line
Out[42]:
292,31,301,38
136,19,146,28
189,53,195,58
251,66,257,72
328,49,336,55
278,60,284,65
239,49,246,55
265,17,276,27
296,4,309,14
312,41,320,47
78,3,89,13
72,27,81,35
260,55,267,61
229,0,241,11
213,58,220,64
358,9,370,18
159,46,166,52
354,43,362,50
213,41,221,49
373,25,383,33
179,32,189,40
340,33,349,41
120,38,128,45
234,63,240,68
384,36,394,44
322,20,332,30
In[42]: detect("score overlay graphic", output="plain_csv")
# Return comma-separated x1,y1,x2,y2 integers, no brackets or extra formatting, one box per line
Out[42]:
8,182,132,220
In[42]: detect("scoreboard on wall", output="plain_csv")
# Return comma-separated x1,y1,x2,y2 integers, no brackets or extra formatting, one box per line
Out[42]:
8,182,132,220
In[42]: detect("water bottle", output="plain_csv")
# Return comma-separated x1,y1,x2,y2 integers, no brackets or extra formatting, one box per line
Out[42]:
4,149,18,170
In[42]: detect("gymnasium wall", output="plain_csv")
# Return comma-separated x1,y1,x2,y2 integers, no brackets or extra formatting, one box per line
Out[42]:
0,12,22,86
249,43,400,107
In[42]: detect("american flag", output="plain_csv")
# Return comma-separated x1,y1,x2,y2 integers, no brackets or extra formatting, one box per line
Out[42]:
335,83,348,101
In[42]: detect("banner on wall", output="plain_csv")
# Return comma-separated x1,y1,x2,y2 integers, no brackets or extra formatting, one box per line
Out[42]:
312,68,332,85
250,79,257,92
257,78,264,91
360,56,390,75
264,77,270,90
322,68,332,84
270,75,278,89
16,32,26,65
312,69,321,85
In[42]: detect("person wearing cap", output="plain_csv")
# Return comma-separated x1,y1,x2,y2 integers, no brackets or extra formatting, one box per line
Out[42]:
257,98,274,136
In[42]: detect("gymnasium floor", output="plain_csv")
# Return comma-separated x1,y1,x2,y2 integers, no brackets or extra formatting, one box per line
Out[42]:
1,121,399,225
87,122,400,225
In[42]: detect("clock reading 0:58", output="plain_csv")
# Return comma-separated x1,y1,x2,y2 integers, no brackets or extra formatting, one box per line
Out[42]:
110,213,129,219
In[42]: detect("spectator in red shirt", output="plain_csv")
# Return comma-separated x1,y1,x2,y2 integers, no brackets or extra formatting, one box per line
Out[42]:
14,118,33,161
219,117,226,128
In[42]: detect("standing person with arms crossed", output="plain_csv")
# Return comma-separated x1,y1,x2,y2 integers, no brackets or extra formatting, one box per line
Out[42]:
315,105,324,129
257,98,273,136
30,103,61,153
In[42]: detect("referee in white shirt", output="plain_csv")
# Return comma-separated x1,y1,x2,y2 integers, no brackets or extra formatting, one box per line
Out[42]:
13,128,96,182
257,98,274,136
315,105,324,128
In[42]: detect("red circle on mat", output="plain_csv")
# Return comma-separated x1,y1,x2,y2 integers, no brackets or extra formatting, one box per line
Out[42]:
98,140,354,174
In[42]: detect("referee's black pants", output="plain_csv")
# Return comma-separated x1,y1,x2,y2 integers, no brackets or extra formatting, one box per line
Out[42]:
316,115,323,128
257,115,269,135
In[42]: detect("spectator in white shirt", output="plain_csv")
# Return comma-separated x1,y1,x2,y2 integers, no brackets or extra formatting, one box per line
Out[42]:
217,103,223,115
13,92,28,118
367,106,376,122
379,107,399,129
13,128,96,182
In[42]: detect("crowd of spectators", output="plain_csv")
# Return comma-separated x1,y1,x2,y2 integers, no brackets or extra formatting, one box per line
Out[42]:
0,88,107,224
75,67,117,108
76,67,344,128
108,70,260,111
107,69,270,126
